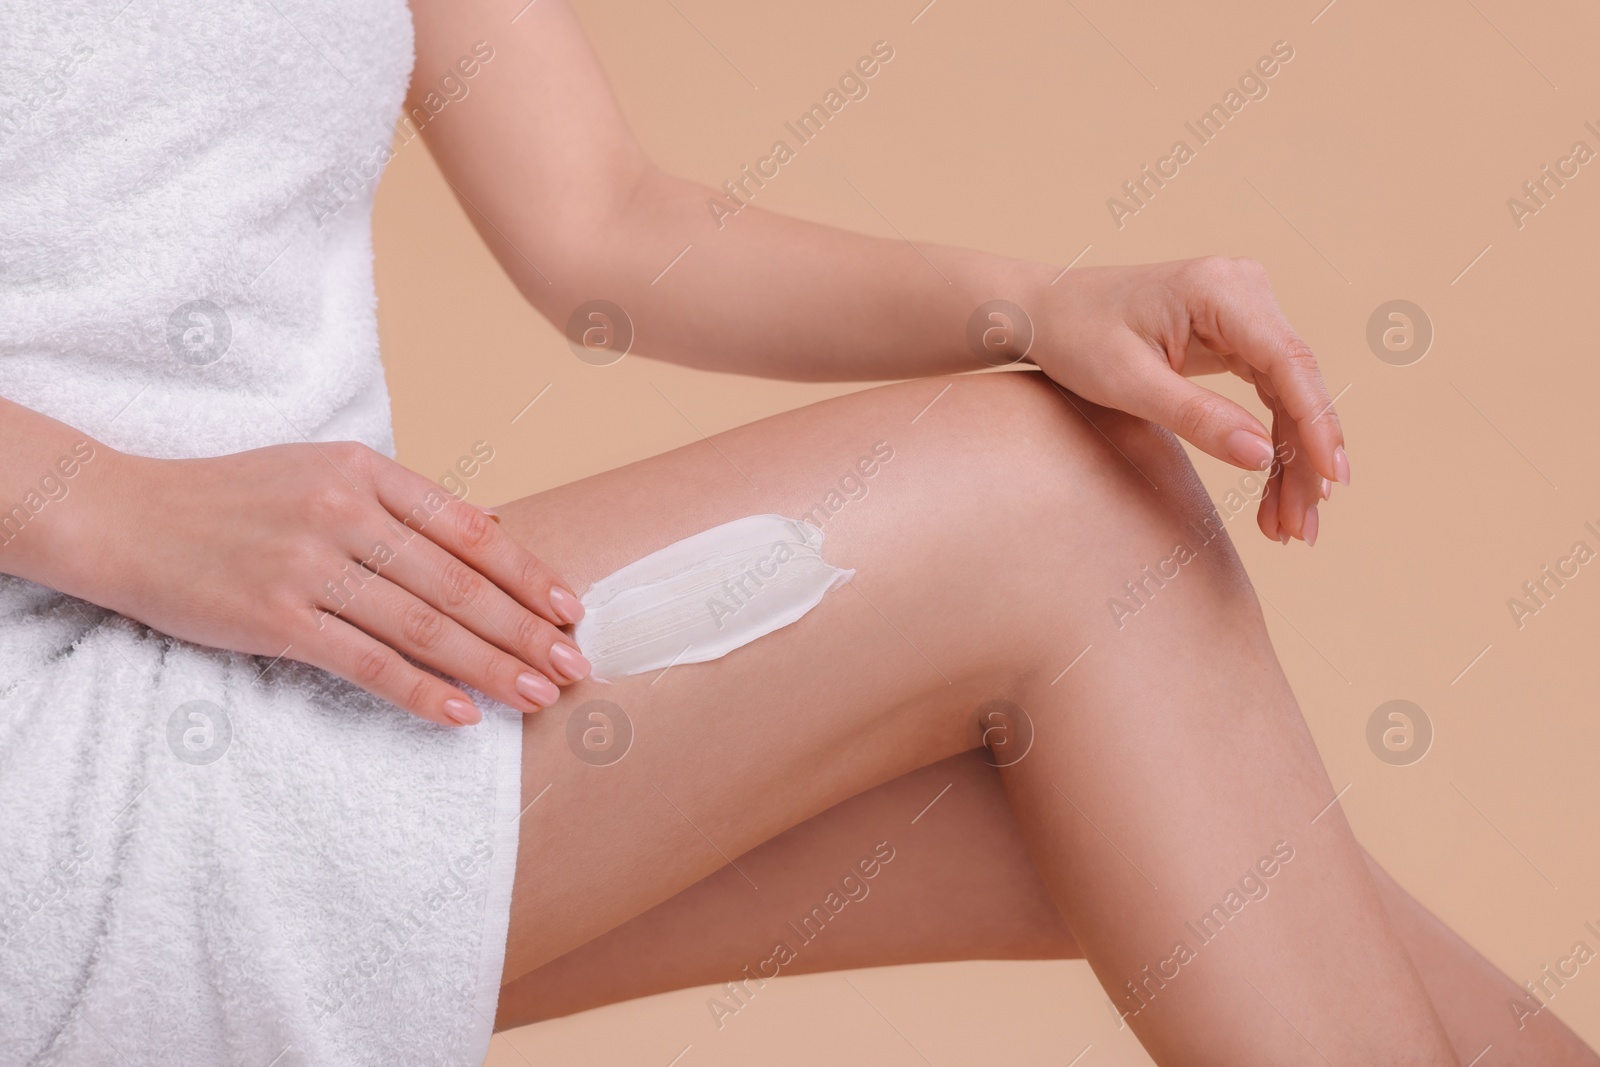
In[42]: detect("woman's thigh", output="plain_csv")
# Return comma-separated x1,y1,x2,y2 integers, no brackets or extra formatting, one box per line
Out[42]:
495,750,1079,1028
491,369,1210,980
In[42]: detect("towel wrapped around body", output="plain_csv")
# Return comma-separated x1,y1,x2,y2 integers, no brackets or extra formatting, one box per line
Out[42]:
0,1,524,1062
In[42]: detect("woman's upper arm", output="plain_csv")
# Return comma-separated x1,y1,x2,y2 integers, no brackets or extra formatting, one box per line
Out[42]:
403,0,652,291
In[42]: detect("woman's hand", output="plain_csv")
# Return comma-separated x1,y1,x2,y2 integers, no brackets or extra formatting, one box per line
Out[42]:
1028,256,1348,545
63,442,590,727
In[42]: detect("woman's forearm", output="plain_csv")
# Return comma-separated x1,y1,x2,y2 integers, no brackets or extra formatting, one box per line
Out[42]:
0,397,116,590
530,167,1050,381
404,0,1045,382
407,0,1346,533
0,394,593,724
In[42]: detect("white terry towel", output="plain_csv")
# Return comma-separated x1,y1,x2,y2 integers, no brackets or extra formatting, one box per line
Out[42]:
0,590,525,1066
0,0,526,1062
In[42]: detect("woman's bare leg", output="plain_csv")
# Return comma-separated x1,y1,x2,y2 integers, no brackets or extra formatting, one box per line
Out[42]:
492,370,1457,1064
1367,858,1597,1065
499,750,1598,1065
496,751,1078,1027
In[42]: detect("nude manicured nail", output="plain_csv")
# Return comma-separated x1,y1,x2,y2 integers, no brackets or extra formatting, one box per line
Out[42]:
1321,478,1332,501
1226,429,1276,471
1304,506,1319,548
1333,445,1351,486
469,503,501,524
549,642,591,681
516,671,561,707
443,698,480,725
549,586,584,624
1279,531,1290,546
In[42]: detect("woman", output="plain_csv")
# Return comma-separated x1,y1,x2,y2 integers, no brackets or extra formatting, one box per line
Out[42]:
0,0,1590,1063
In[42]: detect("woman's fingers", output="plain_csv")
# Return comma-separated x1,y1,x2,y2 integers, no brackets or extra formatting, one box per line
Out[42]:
1254,393,1283,542
290,451,594,720
1184,257,1349,486
1105,317,1330,545
373,531,592,685
295,612,485,727
1254,386,1285,542
369,460,586,628
334,575,565,715
1257,461,1284,542
1271,402,1310,542
1113,343,1277,471
1258,390,1325,544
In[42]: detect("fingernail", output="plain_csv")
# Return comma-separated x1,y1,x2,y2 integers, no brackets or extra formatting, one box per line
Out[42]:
516,671,561,707
548,642,592,682
469,502,501,524
1303,505,1319,548
443,698,480,725
549,586,584,624
1279,531,1290,545
1320,478,1332,501
1333,445,1351,486
1226,429,1276,471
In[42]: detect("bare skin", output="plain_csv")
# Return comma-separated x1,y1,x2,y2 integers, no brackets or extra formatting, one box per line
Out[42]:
500,752,1588,1067
1,0,1588,1061
481,371,1594,1064
0,1,1339,730
407,0,1347,544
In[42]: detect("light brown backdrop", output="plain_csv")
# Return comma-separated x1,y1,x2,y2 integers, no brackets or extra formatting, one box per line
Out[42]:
371,0,1600,1062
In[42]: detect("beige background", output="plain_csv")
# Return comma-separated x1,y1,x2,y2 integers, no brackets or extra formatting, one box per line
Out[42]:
371,0,1600,1062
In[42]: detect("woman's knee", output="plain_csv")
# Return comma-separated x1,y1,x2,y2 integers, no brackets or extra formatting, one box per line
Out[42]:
928,375,1260,655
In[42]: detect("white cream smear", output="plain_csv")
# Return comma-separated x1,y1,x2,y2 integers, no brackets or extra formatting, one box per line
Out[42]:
572,514,854,682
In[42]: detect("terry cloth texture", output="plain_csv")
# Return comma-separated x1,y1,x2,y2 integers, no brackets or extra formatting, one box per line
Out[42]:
0,1,525,1063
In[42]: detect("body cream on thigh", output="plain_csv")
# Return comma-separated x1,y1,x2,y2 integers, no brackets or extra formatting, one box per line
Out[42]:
572,514,853,682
